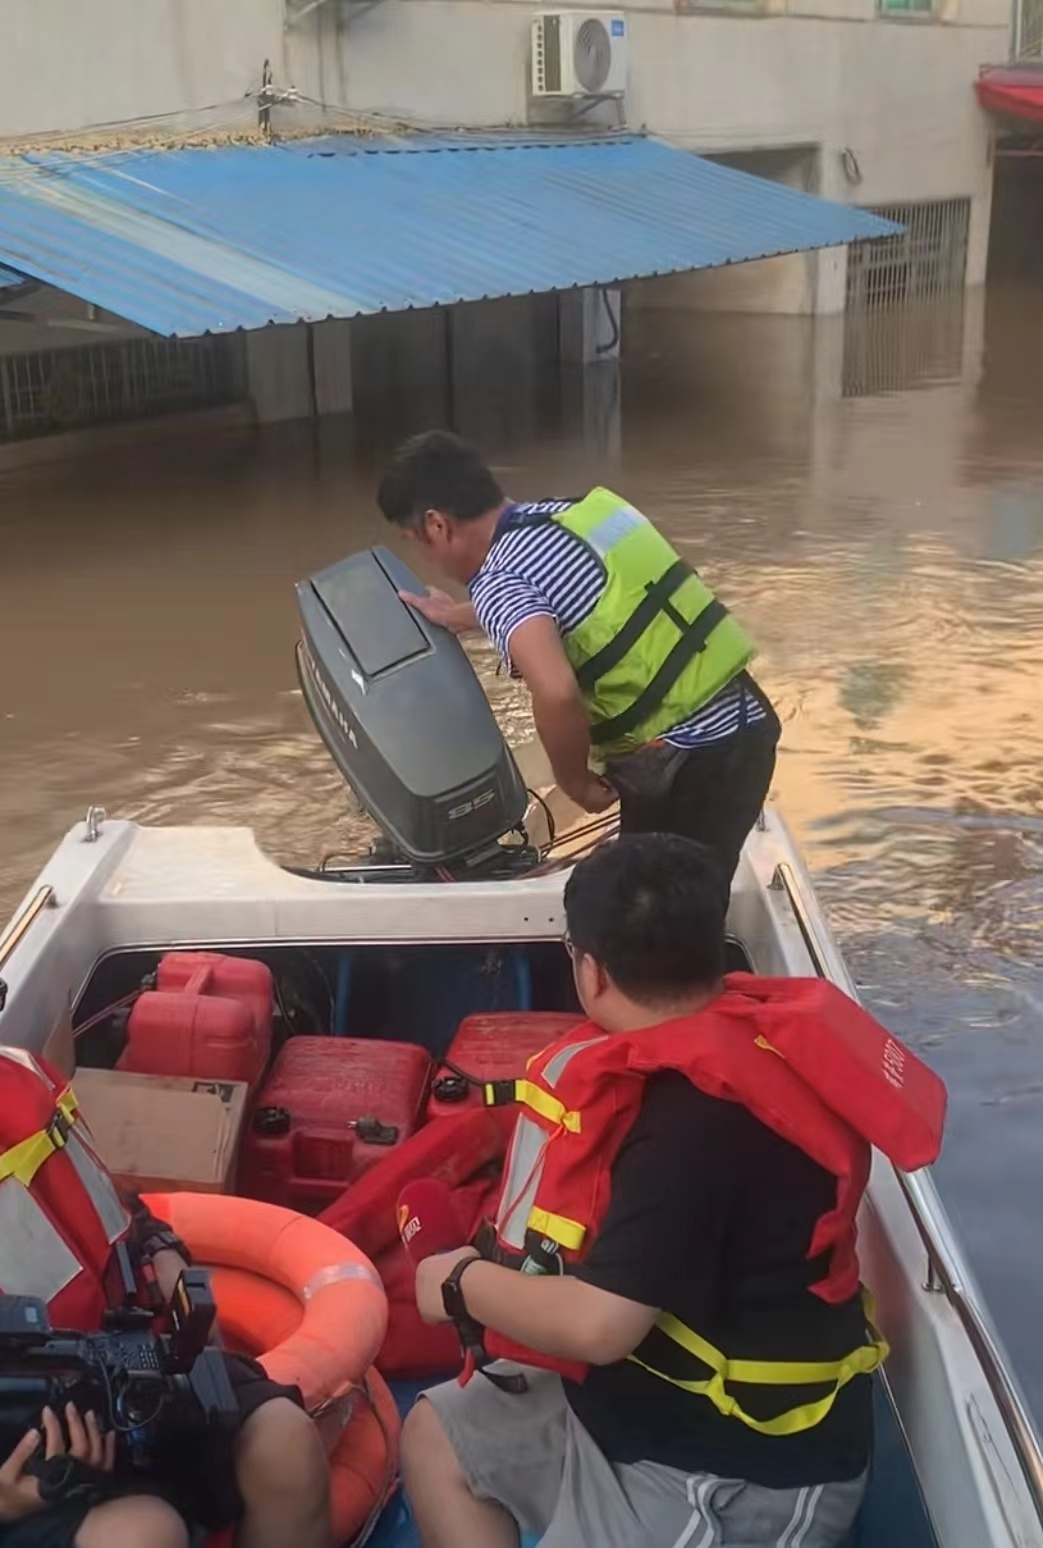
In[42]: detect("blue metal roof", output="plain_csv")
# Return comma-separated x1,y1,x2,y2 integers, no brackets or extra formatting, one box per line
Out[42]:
0,135,897,337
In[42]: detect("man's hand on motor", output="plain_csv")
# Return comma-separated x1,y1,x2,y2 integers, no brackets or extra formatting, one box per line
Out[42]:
0,1405,115,1521
565,774,616,814
398,588,476,635
414,1247,480,1326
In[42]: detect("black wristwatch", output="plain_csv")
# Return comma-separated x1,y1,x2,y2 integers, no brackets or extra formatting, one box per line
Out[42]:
441,1254,481,1323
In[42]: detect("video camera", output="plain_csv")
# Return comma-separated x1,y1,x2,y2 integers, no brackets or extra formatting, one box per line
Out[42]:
0,1267,238,1468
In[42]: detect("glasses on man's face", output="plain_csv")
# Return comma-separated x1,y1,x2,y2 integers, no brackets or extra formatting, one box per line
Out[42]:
563,932,575,960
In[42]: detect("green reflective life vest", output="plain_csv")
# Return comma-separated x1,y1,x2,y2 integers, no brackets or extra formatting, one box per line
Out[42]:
501,489,756,759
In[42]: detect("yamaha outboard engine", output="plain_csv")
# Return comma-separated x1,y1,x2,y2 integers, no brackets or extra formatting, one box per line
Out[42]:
296,547,529,875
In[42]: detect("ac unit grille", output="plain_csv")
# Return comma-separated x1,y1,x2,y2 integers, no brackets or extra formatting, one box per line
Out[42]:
531,11,627,100
574,17,612,92
537,13,563,94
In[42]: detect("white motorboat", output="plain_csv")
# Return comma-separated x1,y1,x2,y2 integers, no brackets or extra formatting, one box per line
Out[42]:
1,805,1041,1547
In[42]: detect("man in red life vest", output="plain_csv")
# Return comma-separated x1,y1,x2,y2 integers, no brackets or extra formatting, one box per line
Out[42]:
402,834,922,1548
0,1050,330,1548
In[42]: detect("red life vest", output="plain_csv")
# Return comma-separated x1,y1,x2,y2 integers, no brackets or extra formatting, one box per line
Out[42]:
480,974,947,1434
0,1048,131,1331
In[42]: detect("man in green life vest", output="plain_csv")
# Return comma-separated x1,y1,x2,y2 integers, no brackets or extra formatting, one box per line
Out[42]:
377,432,780,886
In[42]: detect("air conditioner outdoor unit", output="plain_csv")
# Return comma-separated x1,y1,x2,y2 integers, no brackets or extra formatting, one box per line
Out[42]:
531,11,628,98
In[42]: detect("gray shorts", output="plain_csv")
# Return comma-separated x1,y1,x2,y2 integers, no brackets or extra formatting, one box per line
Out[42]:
422,1364,867,1548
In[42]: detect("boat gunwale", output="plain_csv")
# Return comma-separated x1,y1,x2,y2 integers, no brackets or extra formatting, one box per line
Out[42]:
771,857,1043,1536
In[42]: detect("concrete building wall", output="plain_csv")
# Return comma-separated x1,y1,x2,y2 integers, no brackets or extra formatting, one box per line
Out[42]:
1,0,286,142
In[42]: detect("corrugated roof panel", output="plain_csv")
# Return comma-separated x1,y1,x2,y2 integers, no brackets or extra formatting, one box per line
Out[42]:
0,135,899,338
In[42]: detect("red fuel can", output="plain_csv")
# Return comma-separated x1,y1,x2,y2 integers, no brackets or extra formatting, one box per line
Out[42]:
427,1012,581,1122
119,952,273,1090
238,1036,432,1215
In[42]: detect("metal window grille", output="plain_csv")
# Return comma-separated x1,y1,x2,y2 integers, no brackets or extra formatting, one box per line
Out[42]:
877,0,933,12
1016,0,1043,56
846,198,970,313
0,334,246,444
842,296,966,398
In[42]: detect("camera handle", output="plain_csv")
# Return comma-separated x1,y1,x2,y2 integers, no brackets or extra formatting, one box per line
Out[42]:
101,1242,155,1332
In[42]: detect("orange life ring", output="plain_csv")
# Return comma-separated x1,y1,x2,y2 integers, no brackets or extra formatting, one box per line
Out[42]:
143,1192,398,1544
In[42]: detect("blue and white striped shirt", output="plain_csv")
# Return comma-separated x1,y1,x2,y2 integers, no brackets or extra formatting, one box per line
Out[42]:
469,501,767,749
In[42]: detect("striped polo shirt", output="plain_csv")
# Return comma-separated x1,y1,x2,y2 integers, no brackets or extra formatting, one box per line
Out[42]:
469,500,767,750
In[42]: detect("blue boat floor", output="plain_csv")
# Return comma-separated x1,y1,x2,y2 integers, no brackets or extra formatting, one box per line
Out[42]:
366,1378,937,1548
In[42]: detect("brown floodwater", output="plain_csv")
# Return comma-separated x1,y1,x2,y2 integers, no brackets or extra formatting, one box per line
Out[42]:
2,285,1043,1414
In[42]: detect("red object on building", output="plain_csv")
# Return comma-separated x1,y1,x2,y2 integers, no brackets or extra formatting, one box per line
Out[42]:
119,952,273,1089
976,65,1043,124
427,1011,581,1121
238,1037,432,1214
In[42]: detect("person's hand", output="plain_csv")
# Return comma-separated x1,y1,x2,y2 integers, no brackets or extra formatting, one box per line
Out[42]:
0,1426,44,1522
398,588,471,634
414,1247,480,1325
0,1406,114,1522
564,774,616,814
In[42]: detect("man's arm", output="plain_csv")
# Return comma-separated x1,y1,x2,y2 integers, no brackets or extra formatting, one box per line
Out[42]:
125,1196,191,1302
507,616,615,813
149,1247,190,1302
414,1251,657,1367
415,1078,726,1368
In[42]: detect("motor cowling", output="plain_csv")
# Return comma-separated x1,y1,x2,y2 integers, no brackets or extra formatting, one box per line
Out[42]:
296,547,527,867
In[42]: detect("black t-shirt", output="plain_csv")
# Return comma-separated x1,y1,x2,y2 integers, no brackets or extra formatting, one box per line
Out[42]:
566,1073,873,1487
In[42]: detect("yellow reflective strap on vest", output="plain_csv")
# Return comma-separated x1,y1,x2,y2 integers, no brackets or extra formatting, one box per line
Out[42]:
0,1089,78,1188
655,1310,887,1387
527,1206,587,1252
628,1291,889,1438
514,1080,582,1134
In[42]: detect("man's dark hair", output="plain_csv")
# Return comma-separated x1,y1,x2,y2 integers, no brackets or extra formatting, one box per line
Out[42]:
564,834,726,1002
376,431,504,528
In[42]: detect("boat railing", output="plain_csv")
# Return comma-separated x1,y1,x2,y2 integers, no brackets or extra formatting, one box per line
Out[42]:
771,859,1043,1531
0,885,55,1009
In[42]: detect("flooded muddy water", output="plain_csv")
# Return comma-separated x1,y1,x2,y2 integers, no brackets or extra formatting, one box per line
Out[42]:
2,284,1043,1417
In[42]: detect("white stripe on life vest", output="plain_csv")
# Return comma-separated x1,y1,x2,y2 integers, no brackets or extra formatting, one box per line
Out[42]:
0,1177,81,1302
497,1114,547,1250
583,506,645,560
497,1034,608,1250
541,1034,608,1087
66,1126,130,1244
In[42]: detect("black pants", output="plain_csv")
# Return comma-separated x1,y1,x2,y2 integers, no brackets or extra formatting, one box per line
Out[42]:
614,703,780,888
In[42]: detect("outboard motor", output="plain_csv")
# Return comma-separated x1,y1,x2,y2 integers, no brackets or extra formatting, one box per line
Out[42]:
296,547,529,874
